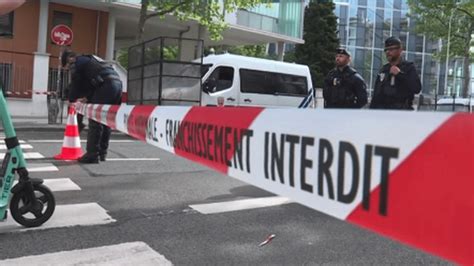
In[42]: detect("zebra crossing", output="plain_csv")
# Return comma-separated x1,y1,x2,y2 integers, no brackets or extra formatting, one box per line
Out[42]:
0,138,174,265
0,138,291,265
0,139,116,234
0,242,173,265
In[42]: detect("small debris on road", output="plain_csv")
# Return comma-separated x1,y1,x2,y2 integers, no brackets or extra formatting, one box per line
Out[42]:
258,234,276,247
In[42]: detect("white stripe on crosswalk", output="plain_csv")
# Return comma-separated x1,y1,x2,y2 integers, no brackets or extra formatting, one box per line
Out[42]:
0,152,44,159
0,241,172,266
190,196,292,214
0,144,33,150
27,163,59,172
0,203,115,233
13,178,80,192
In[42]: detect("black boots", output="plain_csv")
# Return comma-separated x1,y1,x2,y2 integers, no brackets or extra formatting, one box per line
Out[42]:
78,153,99,164
78,153,107,164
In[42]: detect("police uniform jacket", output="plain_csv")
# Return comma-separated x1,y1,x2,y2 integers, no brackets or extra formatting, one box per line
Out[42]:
370,60,421,110
68,55,122,105
323,65,368,108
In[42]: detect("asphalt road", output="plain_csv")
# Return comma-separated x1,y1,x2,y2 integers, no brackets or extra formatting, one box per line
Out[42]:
0,129,450,265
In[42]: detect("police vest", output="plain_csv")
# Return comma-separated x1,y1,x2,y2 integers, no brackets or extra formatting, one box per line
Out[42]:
82,55,119,89
375,61,413,107
326,67,357,105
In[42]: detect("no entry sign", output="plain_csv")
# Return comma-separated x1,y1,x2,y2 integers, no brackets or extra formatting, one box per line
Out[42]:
51,24,73,46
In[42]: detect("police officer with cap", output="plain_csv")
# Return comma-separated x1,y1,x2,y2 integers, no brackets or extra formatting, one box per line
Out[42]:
370,36,421,110
323,48,368,108
62,50,122,164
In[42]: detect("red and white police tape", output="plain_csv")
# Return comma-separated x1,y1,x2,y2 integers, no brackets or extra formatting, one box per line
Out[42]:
75,102,473,264
5,90,57,96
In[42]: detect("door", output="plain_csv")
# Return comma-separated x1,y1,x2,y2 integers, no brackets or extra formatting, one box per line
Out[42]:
201,66,238,106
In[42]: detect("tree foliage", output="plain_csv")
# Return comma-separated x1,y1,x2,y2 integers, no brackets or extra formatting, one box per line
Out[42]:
407,0,473,96
138,0,269,43
287,0,339,88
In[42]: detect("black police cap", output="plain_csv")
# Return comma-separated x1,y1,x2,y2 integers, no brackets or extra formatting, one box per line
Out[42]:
385,36,402,47
61,50,75,67
336,47,350,57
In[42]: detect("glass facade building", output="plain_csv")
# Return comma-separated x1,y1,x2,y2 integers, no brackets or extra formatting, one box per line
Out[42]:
239,0,304,39
333,0,473,97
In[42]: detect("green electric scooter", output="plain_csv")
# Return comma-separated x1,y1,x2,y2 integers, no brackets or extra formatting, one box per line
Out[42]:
0,86,55,227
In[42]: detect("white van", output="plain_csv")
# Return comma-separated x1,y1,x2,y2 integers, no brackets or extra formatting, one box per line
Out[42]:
436,98,473,113
199,53,313,108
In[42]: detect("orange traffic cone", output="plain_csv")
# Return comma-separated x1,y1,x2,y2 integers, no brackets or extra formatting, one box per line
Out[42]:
54,105,83,160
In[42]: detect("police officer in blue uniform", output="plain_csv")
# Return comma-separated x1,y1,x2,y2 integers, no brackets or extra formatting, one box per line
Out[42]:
62,50,122,164
323,48,368,108
370,36,421,110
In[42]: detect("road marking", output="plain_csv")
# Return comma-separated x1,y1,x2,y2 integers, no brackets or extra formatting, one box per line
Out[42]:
190,196,293,214
0,144,33,150
28,140,135,143
27,163,59,172
0,203,115,233
12,178,80,192
0,152,44,159
106,158,160,161
0,241,172,266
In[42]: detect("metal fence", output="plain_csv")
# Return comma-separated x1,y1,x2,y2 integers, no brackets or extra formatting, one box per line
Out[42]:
127,36,204,106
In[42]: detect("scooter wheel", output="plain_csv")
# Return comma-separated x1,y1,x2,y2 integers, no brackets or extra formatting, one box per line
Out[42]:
10,184,55,227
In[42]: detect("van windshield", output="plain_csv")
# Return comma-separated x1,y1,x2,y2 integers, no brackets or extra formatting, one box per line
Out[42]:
201,64,213,78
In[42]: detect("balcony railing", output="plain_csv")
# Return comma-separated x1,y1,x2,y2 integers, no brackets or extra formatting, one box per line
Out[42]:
236,9,279,34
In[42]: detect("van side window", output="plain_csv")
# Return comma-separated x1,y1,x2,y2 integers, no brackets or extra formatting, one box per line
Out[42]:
240,69,274,94
203,66,234,93
275,74,308,96
240,69,307,96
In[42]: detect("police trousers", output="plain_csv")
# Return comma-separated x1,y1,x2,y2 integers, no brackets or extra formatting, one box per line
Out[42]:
85,79,122,156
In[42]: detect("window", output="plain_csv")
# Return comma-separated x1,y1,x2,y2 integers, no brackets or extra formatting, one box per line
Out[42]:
52,11,72,27
0,63,12,94
274,74,307,96
240,69,273,94
240,69,308,96
203,66,234,93
0,12,14,37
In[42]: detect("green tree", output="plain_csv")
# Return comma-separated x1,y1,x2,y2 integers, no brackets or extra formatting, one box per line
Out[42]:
408,0,473,97
286,0,339,88
138,0,269,43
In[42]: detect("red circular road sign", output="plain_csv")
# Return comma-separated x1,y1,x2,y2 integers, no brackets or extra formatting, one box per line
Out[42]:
51,24,73,46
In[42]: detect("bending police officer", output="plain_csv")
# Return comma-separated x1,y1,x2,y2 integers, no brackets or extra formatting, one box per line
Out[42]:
323,48,368,108
62,50,122,164
370,36,421,110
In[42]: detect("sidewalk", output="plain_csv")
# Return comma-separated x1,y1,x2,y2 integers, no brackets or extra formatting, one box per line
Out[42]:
6,116,127,136
7,116,66,132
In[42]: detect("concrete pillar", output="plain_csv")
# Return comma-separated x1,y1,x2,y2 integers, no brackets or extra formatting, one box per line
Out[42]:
106,9,116,60
10,53,52,117
20,0,50,117
37,0,48,53
277,41,285,61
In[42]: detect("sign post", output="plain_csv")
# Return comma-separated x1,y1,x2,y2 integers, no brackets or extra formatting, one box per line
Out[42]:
50,24,73,124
